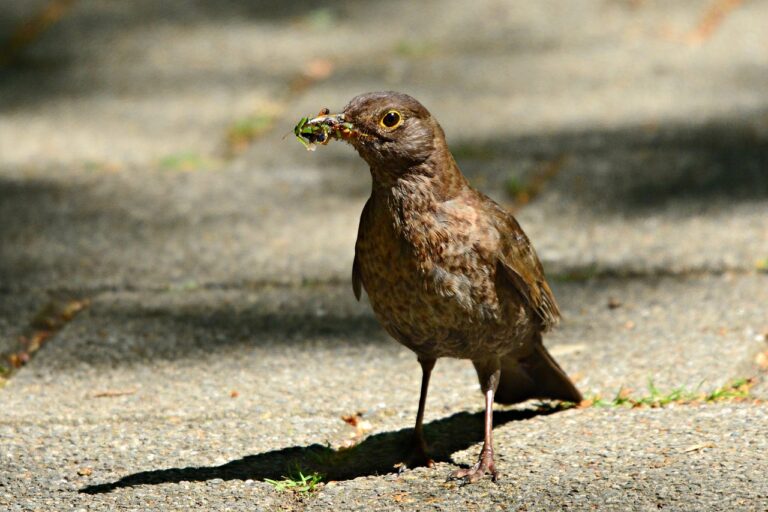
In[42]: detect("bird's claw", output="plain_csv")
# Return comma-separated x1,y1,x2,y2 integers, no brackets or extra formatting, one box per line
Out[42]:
447,455,498,484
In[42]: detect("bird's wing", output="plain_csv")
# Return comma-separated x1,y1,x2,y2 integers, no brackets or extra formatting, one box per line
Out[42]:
352,253,362,301
488,200,561,330
351,198,372,301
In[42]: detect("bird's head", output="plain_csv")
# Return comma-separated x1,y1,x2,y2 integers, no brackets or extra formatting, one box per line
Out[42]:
304,92,448,177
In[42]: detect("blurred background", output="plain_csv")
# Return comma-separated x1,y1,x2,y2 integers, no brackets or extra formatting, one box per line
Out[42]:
1,0,766,295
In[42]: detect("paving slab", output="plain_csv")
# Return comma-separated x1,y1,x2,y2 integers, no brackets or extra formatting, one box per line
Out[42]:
2,404,766,511
1,274,766,509
4,274,766,423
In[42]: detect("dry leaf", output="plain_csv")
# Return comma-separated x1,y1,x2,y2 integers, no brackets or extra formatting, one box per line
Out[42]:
8,352,29,368
341,412,362,427
61,299,90,321
25,331,52,352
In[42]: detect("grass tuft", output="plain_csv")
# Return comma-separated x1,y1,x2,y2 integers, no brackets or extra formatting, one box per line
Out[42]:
542,377,756,411
265,469,323,493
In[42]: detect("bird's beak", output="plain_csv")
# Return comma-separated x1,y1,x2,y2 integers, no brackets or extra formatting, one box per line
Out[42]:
307,111,371,143
307,112,346,127
294,110,371,150
307,112,365,141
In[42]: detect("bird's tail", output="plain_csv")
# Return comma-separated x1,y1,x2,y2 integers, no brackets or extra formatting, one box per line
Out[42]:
491,336,583,405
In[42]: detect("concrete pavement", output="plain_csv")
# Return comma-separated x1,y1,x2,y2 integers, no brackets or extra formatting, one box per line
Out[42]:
1,1,767,510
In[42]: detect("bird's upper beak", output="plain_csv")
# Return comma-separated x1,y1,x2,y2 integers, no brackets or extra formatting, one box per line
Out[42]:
307,112,364,142
294,110,371,150
307,112,346,127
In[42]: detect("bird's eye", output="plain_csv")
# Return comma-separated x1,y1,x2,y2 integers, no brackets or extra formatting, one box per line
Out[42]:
380,110,403,129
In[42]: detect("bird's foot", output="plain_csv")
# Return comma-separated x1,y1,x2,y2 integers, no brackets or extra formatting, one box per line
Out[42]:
396,456,435,474
448,452,498,484
397,439,434,473
408,451,435,470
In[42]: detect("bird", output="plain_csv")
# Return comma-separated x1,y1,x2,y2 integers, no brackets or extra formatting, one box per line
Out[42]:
301,91,582,483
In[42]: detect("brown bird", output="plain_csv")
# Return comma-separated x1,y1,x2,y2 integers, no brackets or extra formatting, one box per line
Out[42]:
303,91,582,483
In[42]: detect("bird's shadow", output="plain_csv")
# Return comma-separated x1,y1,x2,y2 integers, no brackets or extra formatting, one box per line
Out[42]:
80,407,557,494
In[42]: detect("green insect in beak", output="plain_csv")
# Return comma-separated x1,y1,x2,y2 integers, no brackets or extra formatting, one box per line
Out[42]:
293,117,317,149
293,110,357,151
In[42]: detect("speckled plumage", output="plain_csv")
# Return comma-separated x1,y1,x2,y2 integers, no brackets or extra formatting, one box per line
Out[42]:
319,91,582,482
355,173,548,360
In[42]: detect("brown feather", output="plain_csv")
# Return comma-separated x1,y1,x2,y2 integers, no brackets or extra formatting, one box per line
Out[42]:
491,202,561,330
352,253,362,301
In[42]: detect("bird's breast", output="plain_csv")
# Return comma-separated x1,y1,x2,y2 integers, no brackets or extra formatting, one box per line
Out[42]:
355,197,510,357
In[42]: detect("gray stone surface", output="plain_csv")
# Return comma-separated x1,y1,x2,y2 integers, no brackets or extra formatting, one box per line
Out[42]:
3,404,767,511
1,0,767,510
2,275,766,424
2,275,767,509
0,293,41,362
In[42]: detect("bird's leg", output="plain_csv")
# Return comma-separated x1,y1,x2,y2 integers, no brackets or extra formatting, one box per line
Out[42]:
450,361,501,483
408,357,436,468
